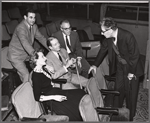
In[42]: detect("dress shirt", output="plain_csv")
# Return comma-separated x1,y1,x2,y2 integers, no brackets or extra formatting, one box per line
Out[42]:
52,51,68,72
113,28,118,45
62,33,71,54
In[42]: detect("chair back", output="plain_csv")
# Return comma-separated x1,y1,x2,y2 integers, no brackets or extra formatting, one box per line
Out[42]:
7,7,22,20
39,26,49,39
36,13,43,27
54,19,62,31
83,26,94,40
5,20,19,35
2,25,11,41
2,10,11,24
46,22,57,36
86,77,104,108
1,46,13,69
11,82,43,119
77,30,89,42
95,66,108,90
79,94,99,121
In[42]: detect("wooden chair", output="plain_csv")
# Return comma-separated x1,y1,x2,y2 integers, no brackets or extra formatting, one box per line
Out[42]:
46,22,58,36
36,13,44,27
86,70,129,121
2,10,11,24
11,82,69,121
5,20,19,36
39,26,49,39
1,47,22,97
7,7,23,22
2,25,11,47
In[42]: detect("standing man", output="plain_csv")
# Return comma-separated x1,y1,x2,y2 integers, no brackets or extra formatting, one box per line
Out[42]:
46,37,88,90
7,8,48,83
89,17,143,121
52,20,90,78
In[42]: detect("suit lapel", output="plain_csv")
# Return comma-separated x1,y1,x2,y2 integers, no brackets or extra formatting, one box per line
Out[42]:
60,32,67,50
69,33,74,52
23,20,34,44
108,38,117,75
51,51,63,66
59,49,67,64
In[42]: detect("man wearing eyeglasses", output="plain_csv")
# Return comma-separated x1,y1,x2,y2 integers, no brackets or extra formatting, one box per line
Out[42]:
52,20,90,78
89,17,143,121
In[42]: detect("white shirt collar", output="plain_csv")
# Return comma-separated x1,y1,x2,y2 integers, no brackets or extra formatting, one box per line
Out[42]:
52,51,59,58
113,28,118,45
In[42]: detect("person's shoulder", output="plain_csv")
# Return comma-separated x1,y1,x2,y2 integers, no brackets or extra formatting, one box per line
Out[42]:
118,27,134,37
118,27,132,34
46,51,53,57
61,48,67,52
71,30,78,35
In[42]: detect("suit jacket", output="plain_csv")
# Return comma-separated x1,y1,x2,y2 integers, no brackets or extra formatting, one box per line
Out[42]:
95,27,143,76
46,48,72,80
53,30,83,57
7,19,48,62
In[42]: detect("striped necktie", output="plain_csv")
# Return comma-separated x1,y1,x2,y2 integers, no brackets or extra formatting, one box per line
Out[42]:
65,36,72,52
57,52,63,62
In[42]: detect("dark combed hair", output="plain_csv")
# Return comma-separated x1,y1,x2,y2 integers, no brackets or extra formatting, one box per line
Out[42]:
24,7,36,16
47,36,57,47
100,17,117,30
29,52,39,69
60,19,70,26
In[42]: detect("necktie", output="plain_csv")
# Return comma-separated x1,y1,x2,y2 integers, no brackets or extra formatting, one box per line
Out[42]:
112,38,127,65
65,36,72,52
57,52,63,62
29,26,32,33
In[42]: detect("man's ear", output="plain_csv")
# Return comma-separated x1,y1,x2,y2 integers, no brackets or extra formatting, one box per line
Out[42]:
60,27,63,31
49,46,52,50
24,15,27,20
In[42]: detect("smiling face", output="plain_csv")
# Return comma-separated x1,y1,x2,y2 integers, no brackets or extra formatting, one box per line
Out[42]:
60,22,71,36
101,25,113,38
36,52,47,67
24,12,36,26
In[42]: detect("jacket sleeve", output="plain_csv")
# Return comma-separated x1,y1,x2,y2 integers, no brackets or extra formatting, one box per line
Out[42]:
126,34,140,74
34,25,48,50
94,39,108,67
32,73,42,101
17,26,35,55
74,32,84,57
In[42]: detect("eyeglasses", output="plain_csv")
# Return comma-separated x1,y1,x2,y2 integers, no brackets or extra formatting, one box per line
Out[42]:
101,28,111,34
61,27,72,31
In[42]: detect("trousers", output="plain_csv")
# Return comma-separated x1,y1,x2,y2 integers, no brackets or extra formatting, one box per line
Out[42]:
114,62,140,121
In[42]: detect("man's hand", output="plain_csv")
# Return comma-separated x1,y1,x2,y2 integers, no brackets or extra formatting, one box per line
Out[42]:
40,95,67,102
88,65,97,74
127,73,136,80
44,65,55,74
53,95,67,102
65,58,75,68
77,57,82,68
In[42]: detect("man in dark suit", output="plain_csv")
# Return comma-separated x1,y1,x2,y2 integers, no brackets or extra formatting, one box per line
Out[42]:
89,17,143,121
7,8,48,83
52,20,90,78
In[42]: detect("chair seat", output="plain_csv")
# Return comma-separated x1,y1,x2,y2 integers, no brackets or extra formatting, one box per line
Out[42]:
40,114,69,122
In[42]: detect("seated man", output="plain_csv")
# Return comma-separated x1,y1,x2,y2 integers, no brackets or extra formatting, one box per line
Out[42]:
46,37,88,90
52,20,90,78
30,51,99,121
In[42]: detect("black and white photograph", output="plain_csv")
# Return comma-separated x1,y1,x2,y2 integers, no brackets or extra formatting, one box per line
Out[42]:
1,1,149,122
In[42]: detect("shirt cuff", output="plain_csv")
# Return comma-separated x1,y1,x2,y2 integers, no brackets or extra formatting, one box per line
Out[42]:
63,66,68,72
77,57,82,60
